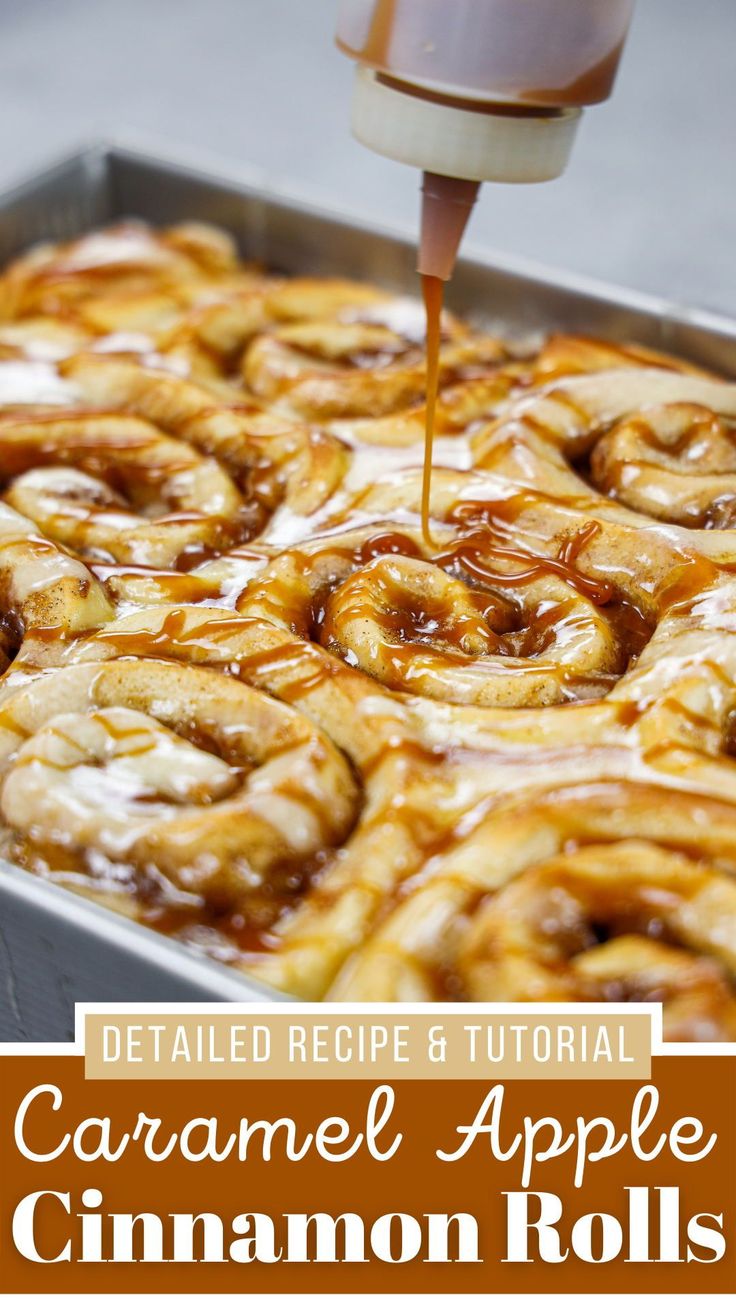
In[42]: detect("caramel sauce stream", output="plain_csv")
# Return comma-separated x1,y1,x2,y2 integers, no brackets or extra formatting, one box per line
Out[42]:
421,272,444,546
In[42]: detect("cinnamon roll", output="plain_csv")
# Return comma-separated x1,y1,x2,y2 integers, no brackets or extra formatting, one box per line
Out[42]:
0,500,113,669
0,220,735,1038
0,659,358,926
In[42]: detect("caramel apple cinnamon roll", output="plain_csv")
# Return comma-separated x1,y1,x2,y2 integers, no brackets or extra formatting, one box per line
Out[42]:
0,659,359,916
329,783,736,1041
0,501,113,671
590,402,736,527
56,601,411,771
62,353,349,520
0,409,251,568
244,317,506,421
457,842,736,1041
162,277,430,373
320,549,624,706
338,363,528,449
0,221,243,324
470,368,736,478
531,333,714,383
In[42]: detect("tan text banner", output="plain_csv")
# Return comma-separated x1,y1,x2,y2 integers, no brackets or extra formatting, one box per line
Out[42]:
84,1012,651,1080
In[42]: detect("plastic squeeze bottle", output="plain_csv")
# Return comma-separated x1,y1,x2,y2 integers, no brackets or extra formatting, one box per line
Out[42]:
335,0,636,541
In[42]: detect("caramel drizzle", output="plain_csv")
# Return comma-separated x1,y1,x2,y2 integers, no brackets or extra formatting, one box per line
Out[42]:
420,273,444,546
434,521,614,606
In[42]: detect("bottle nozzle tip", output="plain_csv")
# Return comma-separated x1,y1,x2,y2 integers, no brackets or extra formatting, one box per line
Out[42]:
418,172,480,281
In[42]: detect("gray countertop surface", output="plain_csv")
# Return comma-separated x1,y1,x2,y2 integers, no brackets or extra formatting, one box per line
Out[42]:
1,0,734,320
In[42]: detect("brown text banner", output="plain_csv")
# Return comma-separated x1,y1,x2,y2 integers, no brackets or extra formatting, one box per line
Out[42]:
0,1055,733,1294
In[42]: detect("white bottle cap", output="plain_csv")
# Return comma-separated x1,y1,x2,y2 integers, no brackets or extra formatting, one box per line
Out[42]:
351,66,581,184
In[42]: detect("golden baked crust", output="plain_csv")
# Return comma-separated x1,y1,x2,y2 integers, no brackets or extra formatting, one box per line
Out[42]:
1,220,735,1039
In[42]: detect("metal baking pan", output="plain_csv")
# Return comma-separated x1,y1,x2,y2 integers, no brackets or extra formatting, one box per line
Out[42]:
0,139,734,1042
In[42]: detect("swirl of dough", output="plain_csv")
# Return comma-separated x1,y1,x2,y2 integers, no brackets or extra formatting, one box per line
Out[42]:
0,659,359,912
0,409,250,568
531,333,712,384
589,402,736,528
0,220,275,386
0,501,113,671
329,783,736,1040
244,318,505,421
319,550,624,706
160,277,415,371
62,353,349,519
472,367,736,471
52,598,409,772
0,221,242,324
457,843,736,1040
